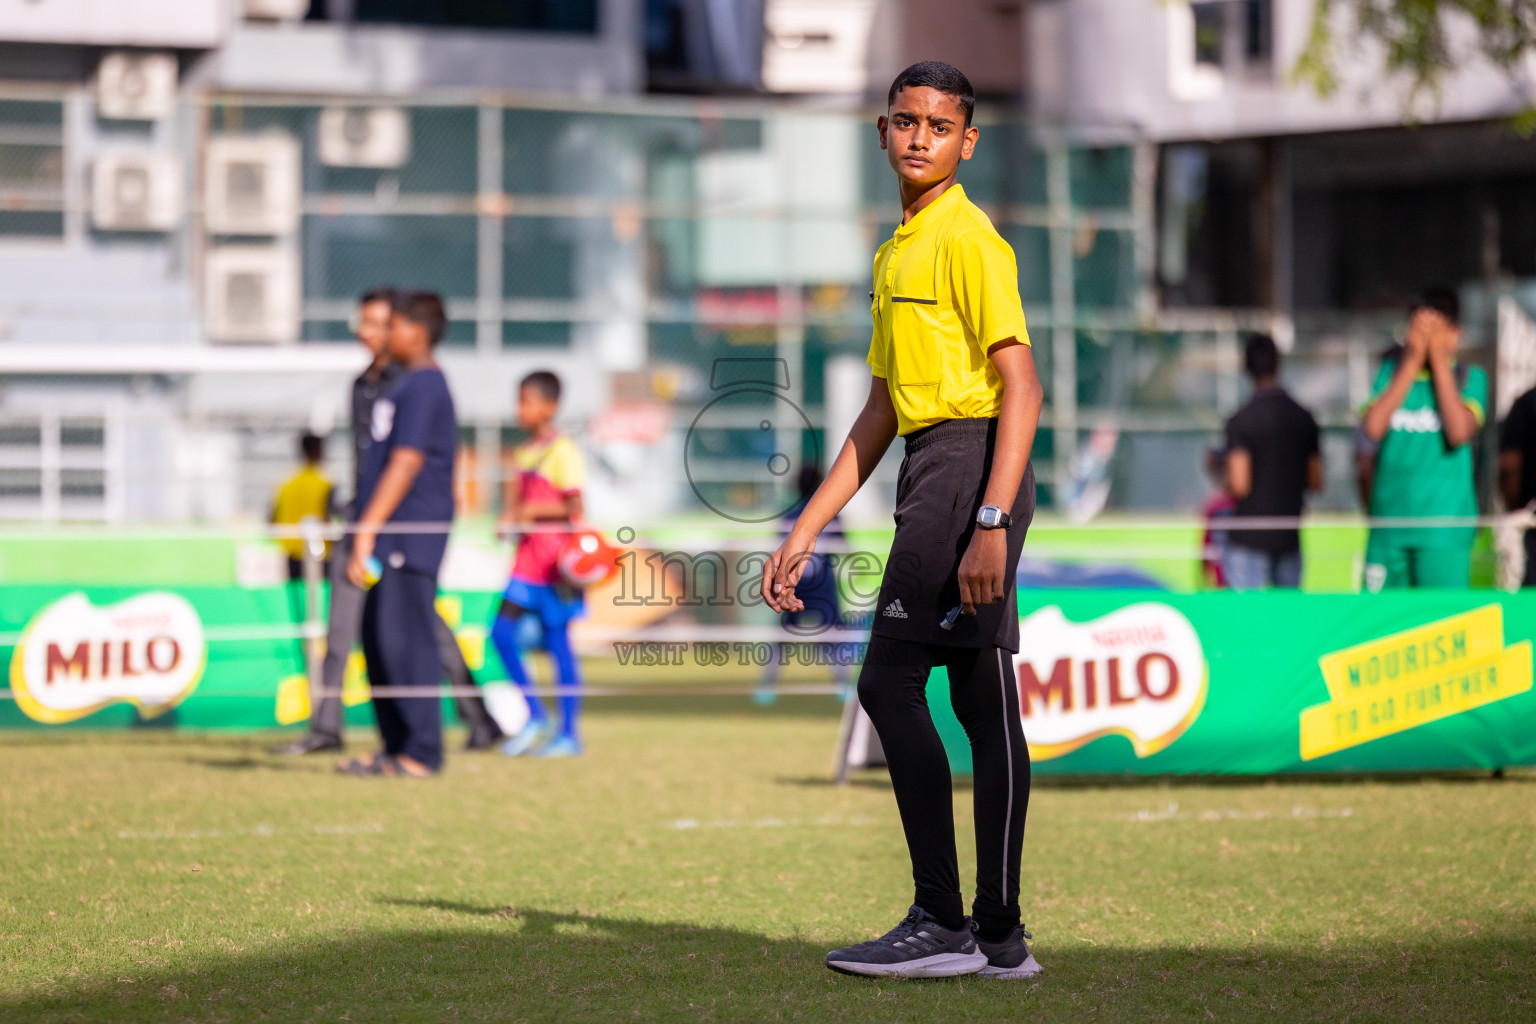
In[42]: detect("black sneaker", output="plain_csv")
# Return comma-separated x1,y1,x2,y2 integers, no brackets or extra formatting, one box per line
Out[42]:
825,906,987,978
975,924,1042,979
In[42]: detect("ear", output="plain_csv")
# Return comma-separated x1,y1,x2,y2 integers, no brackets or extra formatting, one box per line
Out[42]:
960,125,979,161
877,115,889,151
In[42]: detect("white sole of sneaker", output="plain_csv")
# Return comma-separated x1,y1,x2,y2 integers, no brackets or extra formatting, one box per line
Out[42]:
827,951,988,979
977,954,1043,979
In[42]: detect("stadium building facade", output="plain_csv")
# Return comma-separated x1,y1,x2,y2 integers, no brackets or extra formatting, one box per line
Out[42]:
0,0,1531,534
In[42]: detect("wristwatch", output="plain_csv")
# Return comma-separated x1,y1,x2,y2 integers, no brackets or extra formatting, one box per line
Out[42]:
975,504,1011,530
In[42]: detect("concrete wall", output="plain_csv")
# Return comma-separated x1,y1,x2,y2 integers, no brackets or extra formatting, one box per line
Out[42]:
190,0,643,97
1030,0,1535,141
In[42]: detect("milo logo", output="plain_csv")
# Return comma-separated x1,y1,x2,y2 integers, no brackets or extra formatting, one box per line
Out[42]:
1014,603,1208,760
9,592,206,724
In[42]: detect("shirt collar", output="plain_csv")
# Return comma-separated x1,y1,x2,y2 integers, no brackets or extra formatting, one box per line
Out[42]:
893,183,965,239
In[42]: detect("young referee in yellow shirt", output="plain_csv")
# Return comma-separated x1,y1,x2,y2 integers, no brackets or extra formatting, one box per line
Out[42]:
763,61,1044,980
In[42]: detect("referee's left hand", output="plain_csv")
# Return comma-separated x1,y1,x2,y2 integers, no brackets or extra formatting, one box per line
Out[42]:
957,529,1007,614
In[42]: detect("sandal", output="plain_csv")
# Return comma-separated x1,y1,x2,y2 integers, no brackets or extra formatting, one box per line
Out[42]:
379,754,439,779
335,754,385,776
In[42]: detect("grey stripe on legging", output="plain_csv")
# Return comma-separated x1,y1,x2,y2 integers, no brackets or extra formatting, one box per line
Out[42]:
996,646,1014,910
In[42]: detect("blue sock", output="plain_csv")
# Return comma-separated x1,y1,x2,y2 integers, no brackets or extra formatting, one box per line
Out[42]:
544,620,581,740
490,613,548,728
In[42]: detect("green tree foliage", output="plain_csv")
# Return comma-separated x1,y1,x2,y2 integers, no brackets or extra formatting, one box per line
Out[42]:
1295,0,1536,117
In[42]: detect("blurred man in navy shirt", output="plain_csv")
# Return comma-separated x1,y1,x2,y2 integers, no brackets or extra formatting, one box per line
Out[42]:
339,292,459,777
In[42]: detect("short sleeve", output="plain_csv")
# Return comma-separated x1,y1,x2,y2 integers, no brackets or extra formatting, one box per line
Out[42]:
1362,360,1393,412
1305,409,1321,455
390,376,447,454
1224,412,1251,454
949,229,1029,352
1501,392,1533,452
866,326,887,378
866,251,887,377
547,438,585,495
1463,366,1489,427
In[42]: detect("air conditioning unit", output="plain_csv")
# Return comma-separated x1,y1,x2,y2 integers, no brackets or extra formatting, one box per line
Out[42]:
318,107,412,169
205,246,301,344
96,51,178,121
91,151,183,232
243,0,310,20
204,133,301,236
761,0,876,94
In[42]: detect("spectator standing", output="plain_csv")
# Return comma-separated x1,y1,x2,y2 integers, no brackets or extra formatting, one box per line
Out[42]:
756,465,851,704
341,291,458,777
1360,289,1487,590
492,371,589,759
1498,382,1536,584
1199,447,1236,589
272,432,335,582
1222,334,1321,589
271,431,335,669
274,289,501,757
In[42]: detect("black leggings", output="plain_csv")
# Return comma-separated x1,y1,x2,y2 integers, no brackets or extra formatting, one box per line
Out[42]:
857,633,1030,939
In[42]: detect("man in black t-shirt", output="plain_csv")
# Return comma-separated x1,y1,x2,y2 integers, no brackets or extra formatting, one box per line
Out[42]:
1222,334,1322,589
1499,385,1536,585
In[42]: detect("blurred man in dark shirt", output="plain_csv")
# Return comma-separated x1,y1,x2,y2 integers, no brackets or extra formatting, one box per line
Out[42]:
273,288,500,756
1222,334,1322,590
341,291,458,777
1499,384,1536,585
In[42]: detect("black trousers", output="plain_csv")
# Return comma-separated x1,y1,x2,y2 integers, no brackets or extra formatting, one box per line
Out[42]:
310,535,499,744
361,566,444,771
857,633,1031,939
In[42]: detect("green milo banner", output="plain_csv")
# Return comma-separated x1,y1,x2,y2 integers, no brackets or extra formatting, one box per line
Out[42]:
0,585,502,731
928,591,1536,775
2,583,1534,775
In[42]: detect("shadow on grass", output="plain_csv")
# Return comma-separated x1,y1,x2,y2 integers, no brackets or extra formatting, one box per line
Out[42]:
8,902,1534,1024
181,755,318,772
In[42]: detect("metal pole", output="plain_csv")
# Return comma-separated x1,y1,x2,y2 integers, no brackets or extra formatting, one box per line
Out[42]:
300,518,325,710
1046,136,1077,498
476,101,506,514
776,113,805,500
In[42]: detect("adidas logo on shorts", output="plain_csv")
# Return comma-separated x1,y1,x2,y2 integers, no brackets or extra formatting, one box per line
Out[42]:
882,599,908,619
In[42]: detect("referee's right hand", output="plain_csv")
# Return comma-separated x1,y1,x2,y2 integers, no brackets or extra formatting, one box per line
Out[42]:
763,532,817,613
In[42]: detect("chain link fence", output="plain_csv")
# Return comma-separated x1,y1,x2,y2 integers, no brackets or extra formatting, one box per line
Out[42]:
0,85,1452,549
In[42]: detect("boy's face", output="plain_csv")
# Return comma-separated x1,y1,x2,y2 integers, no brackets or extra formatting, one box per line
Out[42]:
356,299,392,357
387,313,429,362
517,385,557,431
879,86,978,189
1409,308,1461,352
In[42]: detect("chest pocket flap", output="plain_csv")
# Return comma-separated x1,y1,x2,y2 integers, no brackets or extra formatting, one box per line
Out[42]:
888,263,943,390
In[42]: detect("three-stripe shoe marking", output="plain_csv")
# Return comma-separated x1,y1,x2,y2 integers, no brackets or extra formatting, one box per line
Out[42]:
825,907,987,979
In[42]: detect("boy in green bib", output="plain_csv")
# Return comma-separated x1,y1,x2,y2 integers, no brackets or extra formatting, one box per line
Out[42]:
1360,289,1486,590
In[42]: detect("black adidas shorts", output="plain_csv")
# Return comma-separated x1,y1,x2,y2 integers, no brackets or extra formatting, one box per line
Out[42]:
870,417,1034,652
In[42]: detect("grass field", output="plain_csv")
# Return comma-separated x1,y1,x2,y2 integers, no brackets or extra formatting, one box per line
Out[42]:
2,699,1533,1023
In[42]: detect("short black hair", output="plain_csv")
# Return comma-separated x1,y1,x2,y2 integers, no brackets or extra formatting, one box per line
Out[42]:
300,432,324,462
393,290,447,346
1244,333,1279,379
360,286,396,308
887,61,975,127
1410,287,1460,327
520,370,561,403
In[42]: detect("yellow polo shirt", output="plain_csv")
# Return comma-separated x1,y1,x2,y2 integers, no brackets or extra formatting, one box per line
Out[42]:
865,184,1030,436
272,465,334,561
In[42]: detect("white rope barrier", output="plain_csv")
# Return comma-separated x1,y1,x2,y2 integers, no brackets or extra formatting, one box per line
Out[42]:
0,513,1528,541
